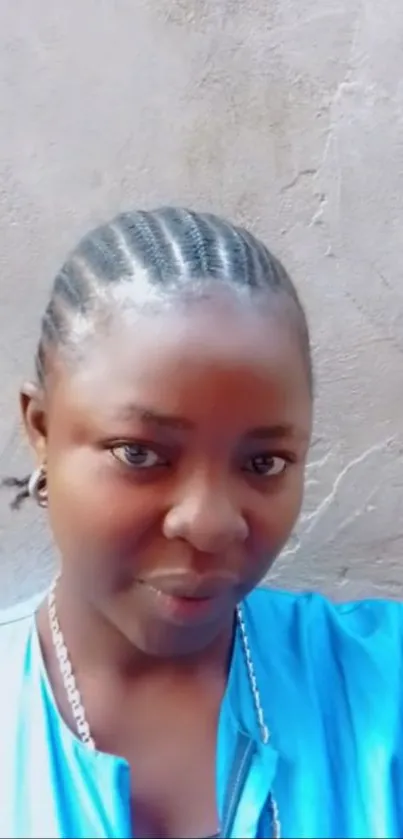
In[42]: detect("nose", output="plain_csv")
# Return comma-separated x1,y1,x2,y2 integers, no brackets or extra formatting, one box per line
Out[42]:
162,481,248,554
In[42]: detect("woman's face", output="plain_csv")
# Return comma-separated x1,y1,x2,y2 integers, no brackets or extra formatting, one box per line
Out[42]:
22,293,312,657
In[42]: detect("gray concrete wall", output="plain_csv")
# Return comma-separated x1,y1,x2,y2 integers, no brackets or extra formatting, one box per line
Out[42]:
1,0,402,606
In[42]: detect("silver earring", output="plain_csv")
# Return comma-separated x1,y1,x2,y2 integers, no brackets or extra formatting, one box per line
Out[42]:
28,465,48,508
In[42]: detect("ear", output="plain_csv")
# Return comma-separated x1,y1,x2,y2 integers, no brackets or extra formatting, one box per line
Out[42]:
20,382,48,465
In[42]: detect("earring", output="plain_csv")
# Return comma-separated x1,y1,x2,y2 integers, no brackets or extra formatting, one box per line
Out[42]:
28,465,48,508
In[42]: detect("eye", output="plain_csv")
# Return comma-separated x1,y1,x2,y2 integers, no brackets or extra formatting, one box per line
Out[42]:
244,454,287,477
111,444,167,469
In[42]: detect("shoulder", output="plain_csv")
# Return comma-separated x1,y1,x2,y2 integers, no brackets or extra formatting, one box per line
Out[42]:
0,593,44,737
243,586,403,679
0,591,44,626
244,585,403,633
0,591,44,653
0,591,44,629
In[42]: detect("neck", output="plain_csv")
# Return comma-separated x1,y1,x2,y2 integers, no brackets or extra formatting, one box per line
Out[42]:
39,575,235,687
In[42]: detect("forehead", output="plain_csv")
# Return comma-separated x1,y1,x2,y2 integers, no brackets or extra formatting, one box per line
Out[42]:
50,296,312,434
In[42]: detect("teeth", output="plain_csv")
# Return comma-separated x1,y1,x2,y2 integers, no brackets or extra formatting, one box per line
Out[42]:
147,584,163,595
148,586,188,600
144,584,204,600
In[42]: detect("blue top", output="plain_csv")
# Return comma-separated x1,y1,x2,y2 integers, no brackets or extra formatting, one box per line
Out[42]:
0,586,402,838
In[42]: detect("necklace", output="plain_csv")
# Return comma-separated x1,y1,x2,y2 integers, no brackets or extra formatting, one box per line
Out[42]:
48,581,281,838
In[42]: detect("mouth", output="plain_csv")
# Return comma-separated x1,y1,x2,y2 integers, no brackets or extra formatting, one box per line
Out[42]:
136,573,235,623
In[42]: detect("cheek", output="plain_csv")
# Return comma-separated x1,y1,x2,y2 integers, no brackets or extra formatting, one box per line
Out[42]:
46,452,160,566
248,471,305,561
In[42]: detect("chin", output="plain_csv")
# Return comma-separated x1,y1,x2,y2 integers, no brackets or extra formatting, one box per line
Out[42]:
124,614,227,659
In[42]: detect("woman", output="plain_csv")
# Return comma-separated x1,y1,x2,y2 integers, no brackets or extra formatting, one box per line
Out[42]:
1,207,401,838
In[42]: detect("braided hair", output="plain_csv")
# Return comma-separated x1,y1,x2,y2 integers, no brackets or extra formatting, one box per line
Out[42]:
4,207,312,508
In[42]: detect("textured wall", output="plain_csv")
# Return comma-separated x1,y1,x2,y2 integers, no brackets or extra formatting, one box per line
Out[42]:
1,0,403,606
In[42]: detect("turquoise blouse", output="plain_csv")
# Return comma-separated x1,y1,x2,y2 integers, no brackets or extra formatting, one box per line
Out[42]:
0,587,402,838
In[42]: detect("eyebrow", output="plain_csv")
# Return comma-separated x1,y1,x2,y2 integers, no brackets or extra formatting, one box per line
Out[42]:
116,404,194,431
115,404,301,440
244,424,301,441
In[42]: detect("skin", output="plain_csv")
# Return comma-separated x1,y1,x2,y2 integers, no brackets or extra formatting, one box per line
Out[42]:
21,289,312,838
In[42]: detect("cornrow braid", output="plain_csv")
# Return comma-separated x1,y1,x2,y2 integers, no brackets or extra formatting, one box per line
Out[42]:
35,206,311,386
5,207,312,510
1,476,30,511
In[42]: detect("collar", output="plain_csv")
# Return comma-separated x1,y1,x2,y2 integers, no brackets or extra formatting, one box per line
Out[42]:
216,602,279,838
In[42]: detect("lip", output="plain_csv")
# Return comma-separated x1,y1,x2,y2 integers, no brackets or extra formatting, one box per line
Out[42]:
136,574,235,624
137,572,236,599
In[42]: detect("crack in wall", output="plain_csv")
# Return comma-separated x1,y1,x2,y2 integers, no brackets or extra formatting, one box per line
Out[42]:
299,437,396,537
